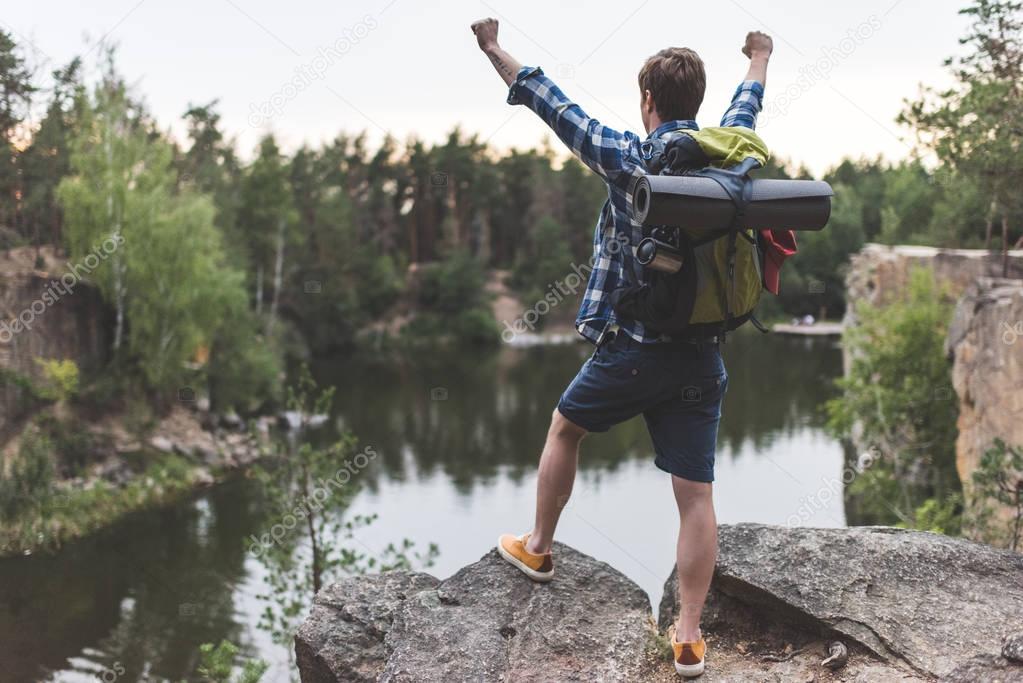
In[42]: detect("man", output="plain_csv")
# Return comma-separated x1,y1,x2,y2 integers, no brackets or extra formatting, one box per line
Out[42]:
471,17,772,678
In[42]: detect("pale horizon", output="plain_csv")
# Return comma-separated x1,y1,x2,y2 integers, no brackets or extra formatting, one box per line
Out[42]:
6,0,970,176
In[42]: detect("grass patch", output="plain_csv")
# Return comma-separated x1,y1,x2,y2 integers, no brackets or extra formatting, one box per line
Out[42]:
0,450,204,557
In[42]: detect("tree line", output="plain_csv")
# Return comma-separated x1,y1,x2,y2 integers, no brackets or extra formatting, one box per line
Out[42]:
0,0,1019,408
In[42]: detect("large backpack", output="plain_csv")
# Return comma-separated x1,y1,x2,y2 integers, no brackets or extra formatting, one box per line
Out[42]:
611,128,773,339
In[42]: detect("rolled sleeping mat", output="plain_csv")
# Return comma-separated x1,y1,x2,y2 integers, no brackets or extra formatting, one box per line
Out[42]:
631,175,834,230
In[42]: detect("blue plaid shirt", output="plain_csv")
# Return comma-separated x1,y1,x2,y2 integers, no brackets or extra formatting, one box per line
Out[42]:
507,66,765,344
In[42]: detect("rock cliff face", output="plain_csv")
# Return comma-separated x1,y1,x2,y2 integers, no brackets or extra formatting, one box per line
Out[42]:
295,524,1023,682
0,247,109,435
843,244,1023,325
843,244,1023,545
946,277,1023,543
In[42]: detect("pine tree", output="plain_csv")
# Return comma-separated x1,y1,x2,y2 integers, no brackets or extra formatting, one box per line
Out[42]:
19,58,84,251
0,29,37,236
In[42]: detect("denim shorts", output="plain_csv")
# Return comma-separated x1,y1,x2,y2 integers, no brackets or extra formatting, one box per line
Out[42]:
557,332,728,482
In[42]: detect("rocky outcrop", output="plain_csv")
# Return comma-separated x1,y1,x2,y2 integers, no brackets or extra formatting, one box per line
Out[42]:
661,525,1023,681
843,244,1023,545
844,244,1023,326
946,278,1023,544
295,572,441,683
296,543,658,682
0,247,110,435
296,524,1023,682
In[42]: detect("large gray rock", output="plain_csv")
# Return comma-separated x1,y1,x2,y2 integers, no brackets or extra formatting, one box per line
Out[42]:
296,543,657,683
295,571,440,682
943,654,1023,683
661,524,1023,679
299,526,1023,682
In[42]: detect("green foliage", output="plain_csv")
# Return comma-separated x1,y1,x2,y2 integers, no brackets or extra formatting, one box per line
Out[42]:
236,134,299,320
827,268,961,524
900,0,1023,251
405,251,499,345
0,430,54,522
206,314,282,413
510,217,576,317
0,28,37,230
452,307,501,345
969,439,1023,550
417,251,488,313
194,640,268,683
251,369,438,645
0,450,201,556
900,493,964,536
56,52,280,408
351,247,404,318
33,358,80,401
34,413,111,477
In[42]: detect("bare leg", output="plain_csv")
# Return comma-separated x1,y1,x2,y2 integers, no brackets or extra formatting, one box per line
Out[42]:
673,476,717,642
525,409,587,554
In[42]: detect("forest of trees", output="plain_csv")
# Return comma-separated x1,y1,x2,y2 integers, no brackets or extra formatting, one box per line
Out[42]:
0,0,1020,409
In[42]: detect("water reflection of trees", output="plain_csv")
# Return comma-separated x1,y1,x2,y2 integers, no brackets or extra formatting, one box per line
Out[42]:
0,479,265,682
315,333,843,494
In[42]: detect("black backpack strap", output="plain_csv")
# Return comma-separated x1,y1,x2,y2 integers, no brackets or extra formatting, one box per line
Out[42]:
694,157,760,342
639,139,668,174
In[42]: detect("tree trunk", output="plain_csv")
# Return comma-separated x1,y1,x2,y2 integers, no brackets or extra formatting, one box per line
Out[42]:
1003,215,1010,278
984,199,996,250
255,265,264,316
267,219,285,335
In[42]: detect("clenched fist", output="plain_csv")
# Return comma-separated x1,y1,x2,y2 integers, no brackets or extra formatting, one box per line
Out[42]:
742,31,773,59
471,17,500,51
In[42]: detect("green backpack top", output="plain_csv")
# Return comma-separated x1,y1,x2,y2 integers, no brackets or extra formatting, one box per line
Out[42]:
611,127,771,339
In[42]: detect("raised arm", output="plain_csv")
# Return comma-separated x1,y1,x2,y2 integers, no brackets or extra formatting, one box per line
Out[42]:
721,31,773,129
741,31,773,87
471,18,523,86
470,17,634,183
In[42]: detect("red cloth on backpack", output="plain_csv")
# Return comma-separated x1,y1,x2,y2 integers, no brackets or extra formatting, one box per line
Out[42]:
759,229,797,295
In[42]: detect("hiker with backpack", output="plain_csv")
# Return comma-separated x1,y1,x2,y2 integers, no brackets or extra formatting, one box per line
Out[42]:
472,18,774,678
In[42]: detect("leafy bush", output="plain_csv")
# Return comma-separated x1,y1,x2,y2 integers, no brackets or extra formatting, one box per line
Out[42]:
352,247,403,318
0,451,201,555
194,640,268,683
407,251,498,345
33,414,111,477
901,493,963,536
969,439,1023,550
453,307,501,345
207,304,282,413
417,251,489,314
34,358,79,401
0,430,54,521
509,216,577,321
827,267,961,528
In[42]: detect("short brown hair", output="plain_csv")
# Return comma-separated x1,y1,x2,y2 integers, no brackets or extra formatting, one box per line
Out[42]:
638,48,707,121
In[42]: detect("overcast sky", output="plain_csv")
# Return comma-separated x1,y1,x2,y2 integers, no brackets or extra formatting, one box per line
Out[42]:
5,0,970,175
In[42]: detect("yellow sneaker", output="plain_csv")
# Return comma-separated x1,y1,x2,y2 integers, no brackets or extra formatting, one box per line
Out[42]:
496,533,554,582
668,624,706,678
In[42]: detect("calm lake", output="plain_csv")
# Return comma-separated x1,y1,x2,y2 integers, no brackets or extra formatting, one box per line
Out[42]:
0,331,845,682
